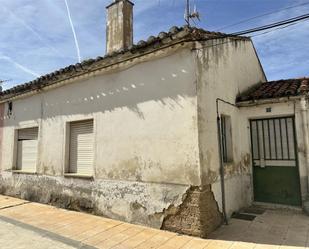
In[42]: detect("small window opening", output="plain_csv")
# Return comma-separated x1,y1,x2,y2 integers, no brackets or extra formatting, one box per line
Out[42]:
7,101,13,116
221,115,233,163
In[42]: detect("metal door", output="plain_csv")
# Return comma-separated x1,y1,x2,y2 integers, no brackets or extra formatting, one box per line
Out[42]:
69,120,94,175
250,117,301,206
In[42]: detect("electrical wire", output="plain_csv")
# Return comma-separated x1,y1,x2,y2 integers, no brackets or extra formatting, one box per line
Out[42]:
251,18,308,37
192,15,309,50
229,13,309,36
216,1,309,31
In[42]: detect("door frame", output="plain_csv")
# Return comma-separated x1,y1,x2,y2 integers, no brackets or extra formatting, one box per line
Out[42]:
249,115,302,206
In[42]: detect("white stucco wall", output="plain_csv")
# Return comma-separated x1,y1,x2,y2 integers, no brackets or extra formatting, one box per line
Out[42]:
1,48,200,186
195,38,267,216
0,47,202,227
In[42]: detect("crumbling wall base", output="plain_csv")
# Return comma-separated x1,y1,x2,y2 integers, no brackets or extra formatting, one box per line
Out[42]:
0,174,222,238
161,185,222,238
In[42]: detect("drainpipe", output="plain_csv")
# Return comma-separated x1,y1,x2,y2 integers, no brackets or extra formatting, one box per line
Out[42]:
300,98,309,201
216,111,228,225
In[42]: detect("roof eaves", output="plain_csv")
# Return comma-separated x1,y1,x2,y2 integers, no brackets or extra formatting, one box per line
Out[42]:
236,94,306,107
0,26,247,102
236,78,309,104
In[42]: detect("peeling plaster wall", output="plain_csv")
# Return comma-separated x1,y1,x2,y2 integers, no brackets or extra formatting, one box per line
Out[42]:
0,172,189,228
195,38,267,216
0,48,201,229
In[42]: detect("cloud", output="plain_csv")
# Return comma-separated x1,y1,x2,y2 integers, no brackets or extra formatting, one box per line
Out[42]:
0,55,40,77
64,0,81,62
251,3,309,80
2,4,64,58
0,0,308,90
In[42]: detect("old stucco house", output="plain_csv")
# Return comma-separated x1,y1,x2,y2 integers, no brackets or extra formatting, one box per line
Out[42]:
0,0,308,238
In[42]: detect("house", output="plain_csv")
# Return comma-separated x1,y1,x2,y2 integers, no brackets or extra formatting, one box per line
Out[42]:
0,0,306,238
237,78,309,209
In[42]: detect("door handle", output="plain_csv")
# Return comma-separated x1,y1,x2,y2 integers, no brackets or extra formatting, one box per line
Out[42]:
260,158,266,168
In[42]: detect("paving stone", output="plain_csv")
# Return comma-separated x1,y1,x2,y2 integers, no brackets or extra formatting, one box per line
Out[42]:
113,228,159,248
205,239,234,249
1,195,309,249
229,242,256,249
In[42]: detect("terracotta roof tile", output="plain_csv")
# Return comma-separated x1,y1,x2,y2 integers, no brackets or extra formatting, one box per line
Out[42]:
237,78,309,102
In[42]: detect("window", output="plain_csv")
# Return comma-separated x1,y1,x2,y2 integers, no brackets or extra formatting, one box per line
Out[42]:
68,119,94,175
221,115,233,163
16,127,39,172
7,102,13,116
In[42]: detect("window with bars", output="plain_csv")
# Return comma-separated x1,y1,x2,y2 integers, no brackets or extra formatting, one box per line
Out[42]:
221,115,233,163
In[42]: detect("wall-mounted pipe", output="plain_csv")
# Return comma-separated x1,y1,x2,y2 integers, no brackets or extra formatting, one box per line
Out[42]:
216,113,228,225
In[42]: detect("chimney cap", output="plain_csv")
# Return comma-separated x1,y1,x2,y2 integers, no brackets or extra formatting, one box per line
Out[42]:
106,0,134,9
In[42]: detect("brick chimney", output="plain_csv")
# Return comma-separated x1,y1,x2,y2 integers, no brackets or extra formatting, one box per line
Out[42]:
106,0,134,54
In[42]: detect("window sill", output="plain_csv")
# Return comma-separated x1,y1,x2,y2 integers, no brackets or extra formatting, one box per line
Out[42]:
11,170,38,175
64,173,94,180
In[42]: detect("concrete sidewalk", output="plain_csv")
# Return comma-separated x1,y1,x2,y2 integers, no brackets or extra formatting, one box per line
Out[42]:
0,195,308,249
0,219,77,249
210,207,309,249
0,195,209,249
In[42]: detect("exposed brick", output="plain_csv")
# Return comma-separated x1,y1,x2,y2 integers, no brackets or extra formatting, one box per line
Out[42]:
161,185,222,238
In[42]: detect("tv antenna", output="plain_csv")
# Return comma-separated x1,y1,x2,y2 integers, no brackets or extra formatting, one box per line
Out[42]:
185,0,200,26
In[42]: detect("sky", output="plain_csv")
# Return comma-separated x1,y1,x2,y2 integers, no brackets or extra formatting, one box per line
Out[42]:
0,0,308,90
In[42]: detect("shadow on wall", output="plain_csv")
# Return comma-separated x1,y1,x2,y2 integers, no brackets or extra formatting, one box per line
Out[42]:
2,51,196,125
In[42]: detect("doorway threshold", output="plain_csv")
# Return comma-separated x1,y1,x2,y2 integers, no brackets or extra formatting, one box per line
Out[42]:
253,201,302,212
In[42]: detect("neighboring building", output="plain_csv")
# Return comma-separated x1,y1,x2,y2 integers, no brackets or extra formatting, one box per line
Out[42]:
237,79,309,209
0,0,307,238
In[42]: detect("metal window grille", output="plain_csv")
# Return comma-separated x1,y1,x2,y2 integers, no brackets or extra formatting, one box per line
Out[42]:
250,117,296,161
